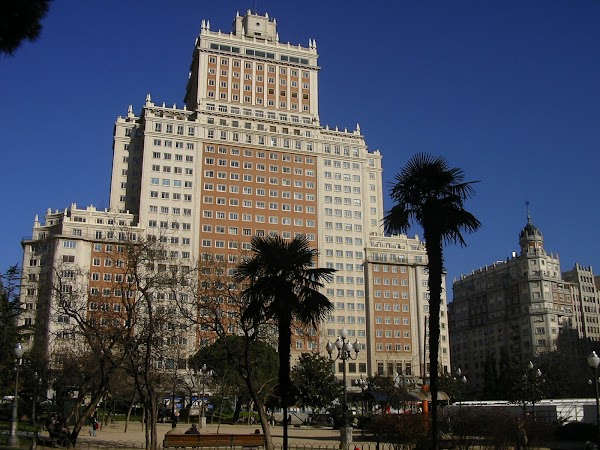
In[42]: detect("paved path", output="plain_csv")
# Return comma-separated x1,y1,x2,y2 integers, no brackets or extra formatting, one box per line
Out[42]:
78,421,349,446
46,422,588,450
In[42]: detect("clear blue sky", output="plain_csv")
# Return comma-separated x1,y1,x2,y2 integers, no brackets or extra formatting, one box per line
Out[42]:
2,1,599,295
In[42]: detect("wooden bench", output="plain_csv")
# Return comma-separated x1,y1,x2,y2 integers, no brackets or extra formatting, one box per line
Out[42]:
163,433,265,449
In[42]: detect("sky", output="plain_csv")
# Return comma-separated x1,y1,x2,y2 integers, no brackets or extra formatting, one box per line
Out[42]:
1,0,599,296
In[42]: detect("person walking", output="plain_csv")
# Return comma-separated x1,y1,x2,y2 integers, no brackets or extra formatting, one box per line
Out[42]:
89,415,98,437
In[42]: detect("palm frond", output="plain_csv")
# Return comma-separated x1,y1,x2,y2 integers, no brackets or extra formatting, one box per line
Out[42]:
383,204,413,235
237,235,335,332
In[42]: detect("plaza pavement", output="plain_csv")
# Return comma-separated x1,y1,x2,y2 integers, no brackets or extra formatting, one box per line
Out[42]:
76,421,350,446
73,421,589,450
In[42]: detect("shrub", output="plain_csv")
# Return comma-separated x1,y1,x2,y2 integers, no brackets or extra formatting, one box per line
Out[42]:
367,413,428,449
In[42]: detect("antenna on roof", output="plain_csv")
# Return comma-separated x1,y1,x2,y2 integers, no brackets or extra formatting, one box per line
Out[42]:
525,200,531,224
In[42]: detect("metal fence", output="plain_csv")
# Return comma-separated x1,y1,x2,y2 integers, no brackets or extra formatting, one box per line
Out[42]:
34,440,404,450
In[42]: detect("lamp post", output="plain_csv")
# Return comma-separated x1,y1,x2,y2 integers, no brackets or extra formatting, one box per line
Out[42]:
527,361,542,419
197,364,212,429
326,328,360,449
30,372,42,450
455,368,467,405
587,351,600,447
354,374,368,437
8,342,25,447
171,358,178,428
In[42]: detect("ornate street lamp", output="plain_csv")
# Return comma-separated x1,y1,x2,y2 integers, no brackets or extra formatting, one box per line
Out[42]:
527,361,542,418
587,351,600,447
196,364,212,428
354,375,368,437
170,358,179,428
30,372,42,450
8,343,25,447
455,368,467,404
326,328,360,449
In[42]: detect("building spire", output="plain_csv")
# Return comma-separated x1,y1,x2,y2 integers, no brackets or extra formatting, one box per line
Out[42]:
519,200,544,255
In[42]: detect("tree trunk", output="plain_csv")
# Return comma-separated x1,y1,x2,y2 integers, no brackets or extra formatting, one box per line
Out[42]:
144,392,159,450
66,391,105,448
233,397,242,422
150,400,159,450
105,397,115,425
278,315,292,450
243,375,274,450
124,392,137,433
425,231,444,450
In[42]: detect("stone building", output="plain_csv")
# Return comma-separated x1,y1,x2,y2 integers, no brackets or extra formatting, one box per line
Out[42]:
449,215,576,394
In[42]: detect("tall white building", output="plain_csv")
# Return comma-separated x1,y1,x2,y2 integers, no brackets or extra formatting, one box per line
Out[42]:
21,10,448,384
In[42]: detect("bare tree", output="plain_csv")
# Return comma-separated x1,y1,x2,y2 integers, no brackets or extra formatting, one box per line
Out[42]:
48,259,133,447
114,231,198,450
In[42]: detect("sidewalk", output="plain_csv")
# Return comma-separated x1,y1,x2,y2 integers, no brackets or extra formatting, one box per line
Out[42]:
45,422,587,450
78,421,344,445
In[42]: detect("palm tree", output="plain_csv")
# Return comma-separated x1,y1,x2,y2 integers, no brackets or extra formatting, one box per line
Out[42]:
0,0,51,55
235,235,335,450
384,153,481,450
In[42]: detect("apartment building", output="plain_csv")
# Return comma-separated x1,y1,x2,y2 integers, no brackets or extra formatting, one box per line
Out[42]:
365,233,450,383
449,216,576,394
563,264,600,341
20,10,446,384
20,205,144,355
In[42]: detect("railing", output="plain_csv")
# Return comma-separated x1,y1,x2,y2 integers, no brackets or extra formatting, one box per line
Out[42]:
34,440,406,450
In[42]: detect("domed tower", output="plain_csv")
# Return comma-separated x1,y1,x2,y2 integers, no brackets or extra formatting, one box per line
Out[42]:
519,207,545,256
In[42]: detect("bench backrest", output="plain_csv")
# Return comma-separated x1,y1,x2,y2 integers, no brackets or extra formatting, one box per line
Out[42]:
163,433,264,448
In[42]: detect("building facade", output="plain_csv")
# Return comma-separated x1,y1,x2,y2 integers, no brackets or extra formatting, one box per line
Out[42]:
365,233,450,383
563,264,600,341
20,10,447,385
20,205,145,355
449,216,577,394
